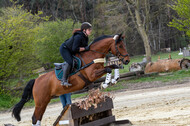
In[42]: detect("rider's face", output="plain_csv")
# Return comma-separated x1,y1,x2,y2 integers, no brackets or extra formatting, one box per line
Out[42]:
85,28,92,36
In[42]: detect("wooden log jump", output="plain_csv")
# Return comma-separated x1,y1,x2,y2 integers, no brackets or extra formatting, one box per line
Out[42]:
53,97,116,126
145,58,190,73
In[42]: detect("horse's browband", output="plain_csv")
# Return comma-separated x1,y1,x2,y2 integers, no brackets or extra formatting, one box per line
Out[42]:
93,58,105,63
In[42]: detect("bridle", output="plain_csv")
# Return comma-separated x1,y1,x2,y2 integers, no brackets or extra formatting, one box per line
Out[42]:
115,38,129,58
90,37,129,59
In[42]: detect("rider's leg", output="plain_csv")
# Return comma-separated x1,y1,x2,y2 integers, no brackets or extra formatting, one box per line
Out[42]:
65,93,72,105
59,94,66,108
61,62,72,86
59,93,72,108
60,45,73,86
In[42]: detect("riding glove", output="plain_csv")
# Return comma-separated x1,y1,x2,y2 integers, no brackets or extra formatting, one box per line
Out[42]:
84,46,90,51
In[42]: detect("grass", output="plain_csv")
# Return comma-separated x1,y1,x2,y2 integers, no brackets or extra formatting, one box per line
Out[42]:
103,81,125,92
129,69,190,83
101,69,190,92
71,93,88,99
0,51,189,111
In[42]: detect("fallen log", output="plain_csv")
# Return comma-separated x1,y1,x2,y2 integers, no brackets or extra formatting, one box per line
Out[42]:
180,58,190,69
145,58,190,73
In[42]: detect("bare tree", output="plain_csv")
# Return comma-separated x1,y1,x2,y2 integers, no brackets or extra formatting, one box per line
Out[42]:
125,0,152,62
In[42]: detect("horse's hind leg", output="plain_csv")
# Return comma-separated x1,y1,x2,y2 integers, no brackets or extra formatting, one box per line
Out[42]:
32,98,50,126
32,106,42,126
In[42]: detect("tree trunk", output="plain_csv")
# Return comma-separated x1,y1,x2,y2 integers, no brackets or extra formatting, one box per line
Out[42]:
126,0,152,62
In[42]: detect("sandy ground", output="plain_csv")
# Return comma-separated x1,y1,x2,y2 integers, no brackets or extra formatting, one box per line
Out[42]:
1,81,190,126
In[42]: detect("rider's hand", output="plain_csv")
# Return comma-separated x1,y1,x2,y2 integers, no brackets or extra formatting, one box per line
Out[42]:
84,46,90,51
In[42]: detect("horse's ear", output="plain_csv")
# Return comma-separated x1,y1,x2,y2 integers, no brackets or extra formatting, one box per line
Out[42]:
119,33,122,38
113,35,119,40
119,33,124,40
113,33,122,40
119,33,125,41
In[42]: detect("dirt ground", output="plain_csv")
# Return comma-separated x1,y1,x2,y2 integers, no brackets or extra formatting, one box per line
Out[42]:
1,78,190,126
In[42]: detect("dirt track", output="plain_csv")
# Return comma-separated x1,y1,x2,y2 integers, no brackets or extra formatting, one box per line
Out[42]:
1,80,190,126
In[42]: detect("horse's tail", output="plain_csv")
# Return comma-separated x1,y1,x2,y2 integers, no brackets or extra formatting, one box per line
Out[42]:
12,79,35,121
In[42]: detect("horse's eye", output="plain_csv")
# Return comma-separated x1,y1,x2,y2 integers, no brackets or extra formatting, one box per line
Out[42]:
119,45,123,48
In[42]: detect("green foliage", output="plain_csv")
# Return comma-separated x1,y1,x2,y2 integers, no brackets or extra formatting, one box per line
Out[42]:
0,6,47,83
169,0,190,37
0,87,19,110
34,20,80,64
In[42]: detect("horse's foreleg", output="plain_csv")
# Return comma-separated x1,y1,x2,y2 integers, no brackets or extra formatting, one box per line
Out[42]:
106,64,120,83
95,64,119,77
103,68,120,87
95,67,112,77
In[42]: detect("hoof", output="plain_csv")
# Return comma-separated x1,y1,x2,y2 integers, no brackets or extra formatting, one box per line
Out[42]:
101,82,109,89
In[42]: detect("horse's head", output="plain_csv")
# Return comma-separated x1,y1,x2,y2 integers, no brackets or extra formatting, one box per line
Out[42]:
111,34,130,65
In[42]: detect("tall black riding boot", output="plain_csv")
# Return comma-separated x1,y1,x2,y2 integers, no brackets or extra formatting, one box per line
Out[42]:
61,63,72,86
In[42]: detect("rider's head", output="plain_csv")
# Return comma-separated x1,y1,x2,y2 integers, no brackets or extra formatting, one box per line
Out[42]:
81,22,92,36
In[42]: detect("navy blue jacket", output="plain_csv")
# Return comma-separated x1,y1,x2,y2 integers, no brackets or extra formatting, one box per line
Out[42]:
63,31,88,54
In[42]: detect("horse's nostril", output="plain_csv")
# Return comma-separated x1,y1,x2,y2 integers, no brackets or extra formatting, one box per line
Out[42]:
122,59,130,65
125,60,130,65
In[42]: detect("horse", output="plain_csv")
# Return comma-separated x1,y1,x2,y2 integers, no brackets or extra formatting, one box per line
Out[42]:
12,34,130,126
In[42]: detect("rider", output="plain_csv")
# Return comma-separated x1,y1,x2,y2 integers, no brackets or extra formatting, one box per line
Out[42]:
59,22,92,86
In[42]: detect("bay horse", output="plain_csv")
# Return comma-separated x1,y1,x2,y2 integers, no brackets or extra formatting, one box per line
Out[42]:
12,34,130,126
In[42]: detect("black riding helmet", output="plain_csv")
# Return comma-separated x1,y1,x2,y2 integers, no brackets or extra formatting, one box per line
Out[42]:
81,22,92,31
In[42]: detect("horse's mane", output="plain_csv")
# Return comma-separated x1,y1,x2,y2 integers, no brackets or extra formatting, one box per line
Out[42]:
89,35,113,47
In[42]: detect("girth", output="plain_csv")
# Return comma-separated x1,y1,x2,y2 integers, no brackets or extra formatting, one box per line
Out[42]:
77,72,92,87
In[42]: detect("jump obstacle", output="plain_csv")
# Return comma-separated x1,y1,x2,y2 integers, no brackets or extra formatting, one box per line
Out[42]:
53,97,131,126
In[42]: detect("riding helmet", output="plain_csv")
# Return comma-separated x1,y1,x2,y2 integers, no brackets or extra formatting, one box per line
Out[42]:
81,22,92,30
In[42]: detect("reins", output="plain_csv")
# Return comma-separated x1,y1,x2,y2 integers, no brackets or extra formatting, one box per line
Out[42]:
89,50,107,55
74,56,105,74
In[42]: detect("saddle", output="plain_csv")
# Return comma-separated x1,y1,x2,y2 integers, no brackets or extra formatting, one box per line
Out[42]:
54,56,81,80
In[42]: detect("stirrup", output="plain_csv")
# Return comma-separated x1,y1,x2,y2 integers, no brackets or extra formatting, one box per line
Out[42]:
61,81,72,86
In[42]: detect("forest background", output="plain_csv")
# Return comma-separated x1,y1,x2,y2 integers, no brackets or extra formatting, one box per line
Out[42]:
0,0,189,89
